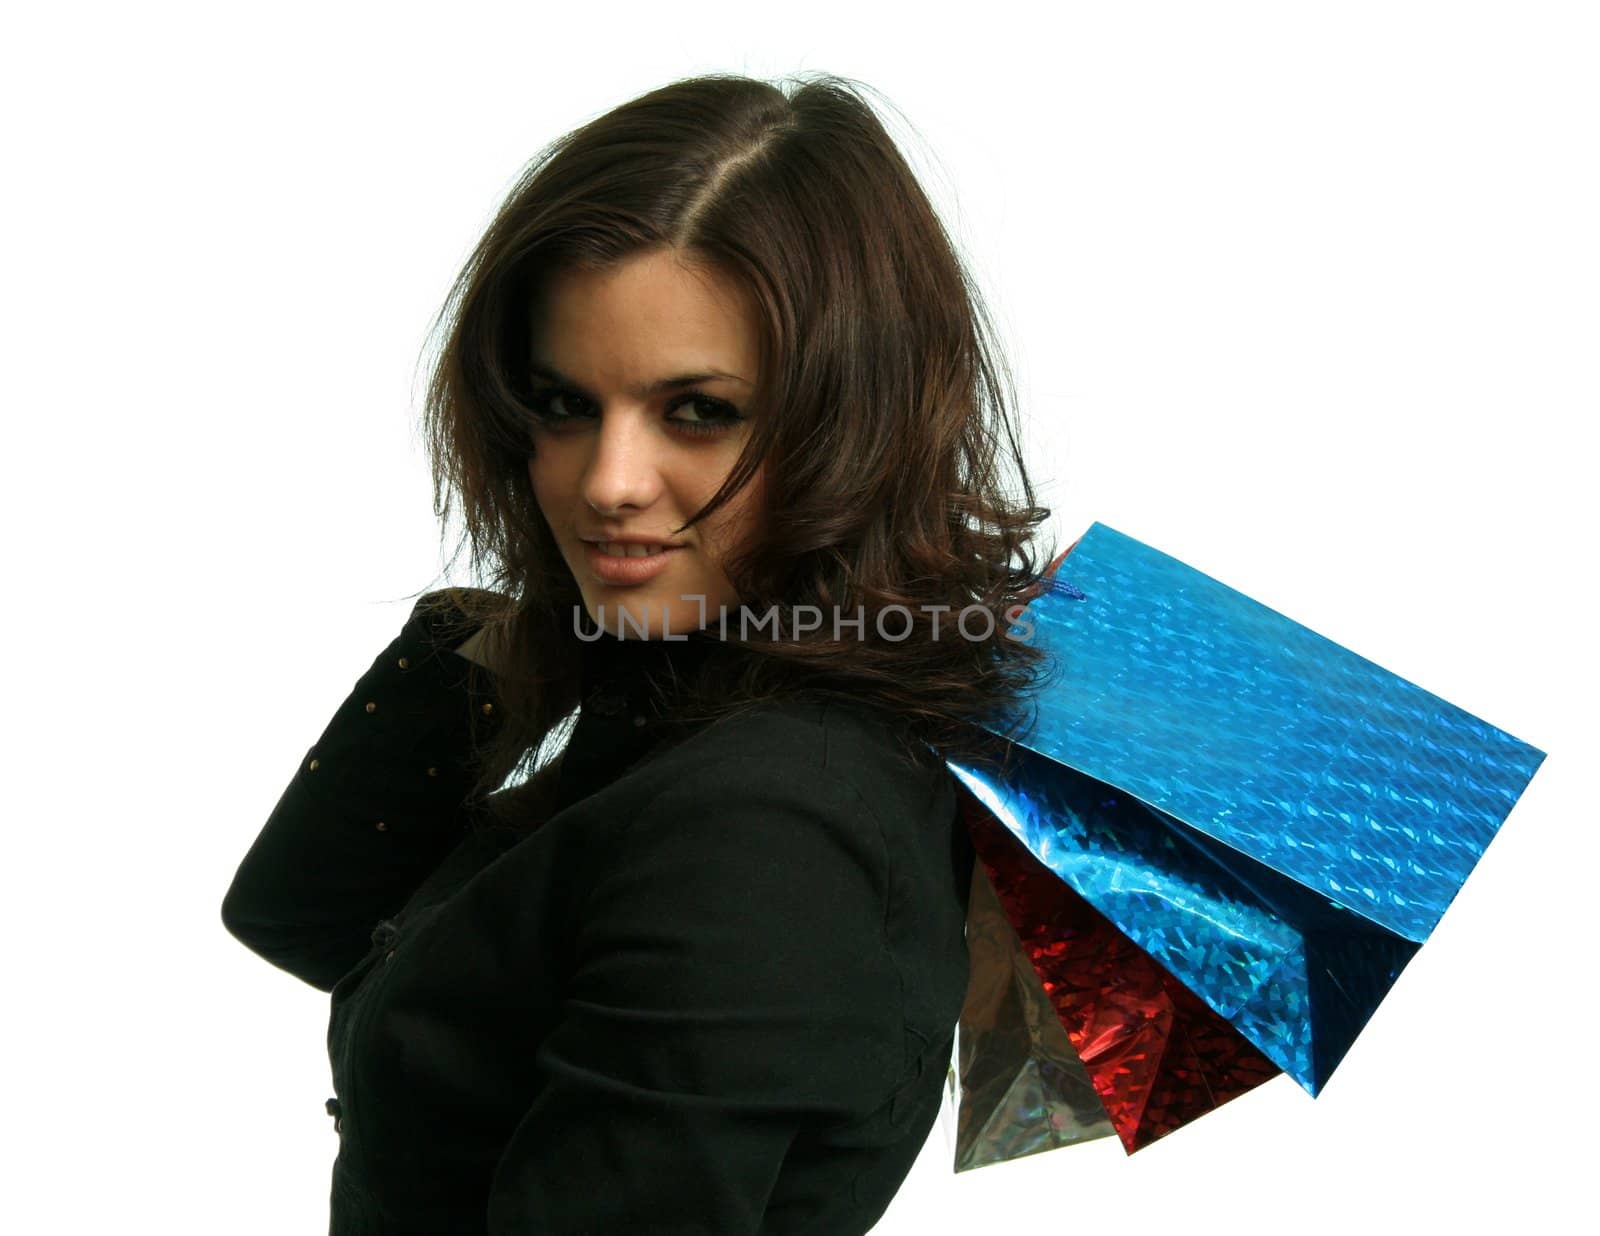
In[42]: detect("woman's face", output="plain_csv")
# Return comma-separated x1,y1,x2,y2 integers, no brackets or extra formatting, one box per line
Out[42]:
526,248,765,640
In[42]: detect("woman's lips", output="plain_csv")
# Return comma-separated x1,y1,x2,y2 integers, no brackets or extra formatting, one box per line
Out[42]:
583,541,683,586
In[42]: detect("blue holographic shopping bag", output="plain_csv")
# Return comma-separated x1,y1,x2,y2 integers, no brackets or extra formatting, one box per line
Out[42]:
942,521,1546,1167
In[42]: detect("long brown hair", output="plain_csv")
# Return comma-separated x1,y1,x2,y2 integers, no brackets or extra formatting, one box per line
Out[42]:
412,71,1062,828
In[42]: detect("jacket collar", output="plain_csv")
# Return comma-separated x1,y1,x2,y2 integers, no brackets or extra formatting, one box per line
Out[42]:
552,625,742,815
576,625,731,710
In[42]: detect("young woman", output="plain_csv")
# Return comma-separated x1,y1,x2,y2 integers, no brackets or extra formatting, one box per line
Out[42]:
221,71,1058,1235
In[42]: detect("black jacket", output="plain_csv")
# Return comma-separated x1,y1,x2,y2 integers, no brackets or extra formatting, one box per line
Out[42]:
220,591,976,1234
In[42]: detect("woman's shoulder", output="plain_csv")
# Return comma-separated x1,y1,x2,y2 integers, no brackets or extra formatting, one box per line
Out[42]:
645,693,956,827
668,690,928,763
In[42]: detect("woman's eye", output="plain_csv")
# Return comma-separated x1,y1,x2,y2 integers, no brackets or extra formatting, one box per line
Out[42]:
669,397,745,435
533,390,584,420
525,387,596,428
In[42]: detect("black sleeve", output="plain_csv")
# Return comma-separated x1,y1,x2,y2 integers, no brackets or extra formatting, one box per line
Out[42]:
220,589,507,992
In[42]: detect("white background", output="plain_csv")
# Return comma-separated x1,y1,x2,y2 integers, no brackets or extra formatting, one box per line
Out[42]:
6,2,1592,1232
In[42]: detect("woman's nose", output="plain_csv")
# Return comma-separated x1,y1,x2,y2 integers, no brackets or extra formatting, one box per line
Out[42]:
581,412,665,511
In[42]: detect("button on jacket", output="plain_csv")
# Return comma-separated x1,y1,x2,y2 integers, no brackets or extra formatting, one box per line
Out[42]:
220,592,977,1235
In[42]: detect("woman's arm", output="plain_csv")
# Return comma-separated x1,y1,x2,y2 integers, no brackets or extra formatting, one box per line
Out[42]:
219,589,507,992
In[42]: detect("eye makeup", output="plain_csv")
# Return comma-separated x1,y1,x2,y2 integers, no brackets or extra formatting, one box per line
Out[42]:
525,384,747,438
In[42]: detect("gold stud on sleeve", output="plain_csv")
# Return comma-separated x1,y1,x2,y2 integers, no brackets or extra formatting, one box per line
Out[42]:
426,767,440,778
308,758,320,771
373,821,388,832
397,657,410,670
480,702,494,716
365,702,377,714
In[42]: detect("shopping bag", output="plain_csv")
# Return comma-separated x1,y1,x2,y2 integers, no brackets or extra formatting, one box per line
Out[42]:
942,521,1546,1166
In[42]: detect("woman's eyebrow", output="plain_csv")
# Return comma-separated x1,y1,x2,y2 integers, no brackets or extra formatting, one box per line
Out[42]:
528,361,751,397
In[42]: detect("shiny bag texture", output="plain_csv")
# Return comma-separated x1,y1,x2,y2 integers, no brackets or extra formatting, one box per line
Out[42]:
940,522,1546,1170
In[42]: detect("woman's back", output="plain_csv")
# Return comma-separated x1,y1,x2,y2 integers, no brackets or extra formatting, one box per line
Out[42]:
222,592,975,1234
